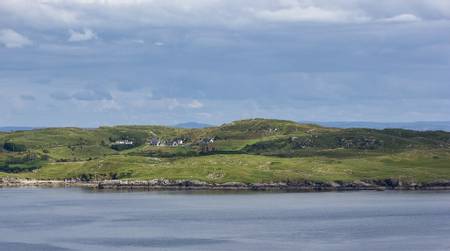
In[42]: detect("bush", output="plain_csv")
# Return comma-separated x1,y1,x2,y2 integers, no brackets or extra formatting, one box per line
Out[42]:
79,173,93,181
3,142,27,152
111,144,135,151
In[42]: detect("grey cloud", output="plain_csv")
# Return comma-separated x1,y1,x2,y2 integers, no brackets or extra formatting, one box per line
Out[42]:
20,94,35,101
50,89,112,101
0,1,449,126
116,82,144,92
72,89,112,101
50,92,72,100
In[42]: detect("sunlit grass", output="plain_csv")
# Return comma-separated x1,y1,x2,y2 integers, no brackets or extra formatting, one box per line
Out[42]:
7,150,448,183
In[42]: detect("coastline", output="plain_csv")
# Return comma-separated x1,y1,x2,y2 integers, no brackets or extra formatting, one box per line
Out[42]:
1,178,450,192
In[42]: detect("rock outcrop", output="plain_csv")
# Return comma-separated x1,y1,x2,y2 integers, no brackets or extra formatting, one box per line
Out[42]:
2,177,450,191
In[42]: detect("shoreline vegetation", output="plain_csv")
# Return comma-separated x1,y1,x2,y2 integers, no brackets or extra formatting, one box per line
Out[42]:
2,178,450,192
1,118,450,191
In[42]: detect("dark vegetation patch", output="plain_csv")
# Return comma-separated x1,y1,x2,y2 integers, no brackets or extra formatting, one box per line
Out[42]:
0,152,47,173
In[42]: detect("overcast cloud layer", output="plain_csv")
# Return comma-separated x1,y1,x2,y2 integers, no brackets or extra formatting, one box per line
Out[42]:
0,0,449,126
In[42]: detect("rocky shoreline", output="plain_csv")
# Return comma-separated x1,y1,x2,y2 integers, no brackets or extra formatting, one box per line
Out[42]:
1,178,450,191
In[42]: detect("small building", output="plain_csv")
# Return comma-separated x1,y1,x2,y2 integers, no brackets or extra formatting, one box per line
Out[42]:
149,137,159,146
170,139,184,147
157,140,167,146
114,140,134,145
149,137,186,147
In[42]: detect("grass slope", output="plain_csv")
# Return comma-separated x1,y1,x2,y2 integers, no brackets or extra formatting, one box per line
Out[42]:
1,118,449,183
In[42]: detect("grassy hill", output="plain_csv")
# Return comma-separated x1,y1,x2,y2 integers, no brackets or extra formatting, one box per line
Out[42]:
1,118,449,183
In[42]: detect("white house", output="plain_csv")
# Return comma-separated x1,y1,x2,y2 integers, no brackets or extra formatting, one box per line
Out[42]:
114,140,134,145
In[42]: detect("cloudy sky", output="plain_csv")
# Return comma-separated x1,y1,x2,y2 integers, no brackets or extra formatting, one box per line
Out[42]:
0,0,449,127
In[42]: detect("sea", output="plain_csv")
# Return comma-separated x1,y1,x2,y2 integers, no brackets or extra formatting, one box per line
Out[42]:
0,188,449,251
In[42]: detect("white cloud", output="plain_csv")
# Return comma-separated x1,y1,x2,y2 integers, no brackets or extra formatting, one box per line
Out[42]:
252,6,368,23
0,29,32,48
167,99,182,110
379,14,421,23
68,28,97,42
188,99,204,109
127,98,204,110
0,0,79,29
1,0,448,31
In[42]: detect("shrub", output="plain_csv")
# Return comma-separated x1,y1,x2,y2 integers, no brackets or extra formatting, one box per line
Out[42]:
3,142,27,152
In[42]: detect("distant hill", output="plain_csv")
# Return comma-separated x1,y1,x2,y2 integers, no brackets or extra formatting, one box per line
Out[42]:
3,121,449,132
303,121,450,132
0,127,35,132
174,122,214,129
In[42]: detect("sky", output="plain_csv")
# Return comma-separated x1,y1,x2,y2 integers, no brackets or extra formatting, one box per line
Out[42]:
0,0,449,127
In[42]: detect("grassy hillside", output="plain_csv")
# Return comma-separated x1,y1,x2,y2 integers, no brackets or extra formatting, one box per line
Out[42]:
1,118,449,183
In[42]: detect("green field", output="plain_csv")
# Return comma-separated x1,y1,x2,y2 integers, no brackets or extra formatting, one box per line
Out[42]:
1,119,450,183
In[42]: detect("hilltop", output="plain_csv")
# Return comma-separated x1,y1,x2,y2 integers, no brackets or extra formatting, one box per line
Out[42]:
305,121,450,132
1,118,449,189
174,122,214,129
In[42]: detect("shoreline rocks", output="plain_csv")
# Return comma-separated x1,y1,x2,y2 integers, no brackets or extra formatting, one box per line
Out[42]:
1,177,450,191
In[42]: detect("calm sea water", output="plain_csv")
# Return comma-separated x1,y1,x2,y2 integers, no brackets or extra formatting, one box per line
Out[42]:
0,188,449,251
